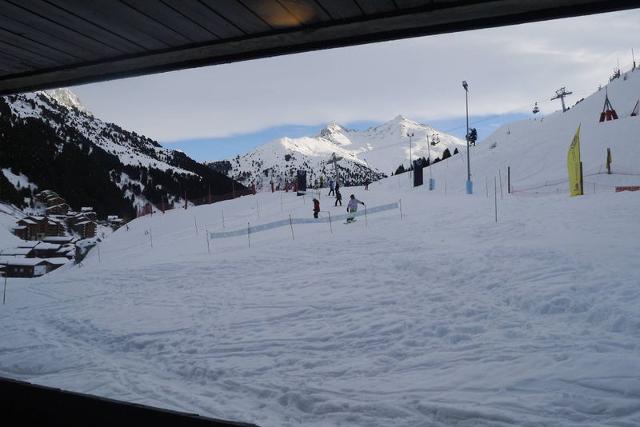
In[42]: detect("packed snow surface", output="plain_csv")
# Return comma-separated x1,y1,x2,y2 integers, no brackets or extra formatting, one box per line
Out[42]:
1,176,639,426
1,69,639,426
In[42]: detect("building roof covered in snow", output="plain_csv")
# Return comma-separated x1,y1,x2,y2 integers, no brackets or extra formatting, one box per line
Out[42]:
0,258,50,267
42,236,75,244
17,241,39,248
0,247,33,256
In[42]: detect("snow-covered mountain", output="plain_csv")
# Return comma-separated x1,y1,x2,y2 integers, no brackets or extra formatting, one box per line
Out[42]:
211,116,465,189
45,88,89,113
0,90,243,218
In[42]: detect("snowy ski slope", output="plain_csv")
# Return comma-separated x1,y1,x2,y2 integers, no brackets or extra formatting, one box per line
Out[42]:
0,69,639,426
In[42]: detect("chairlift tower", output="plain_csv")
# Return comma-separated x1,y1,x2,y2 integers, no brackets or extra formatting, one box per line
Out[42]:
551,87,572,112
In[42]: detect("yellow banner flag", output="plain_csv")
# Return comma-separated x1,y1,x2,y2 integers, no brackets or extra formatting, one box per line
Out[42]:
567,125,582,196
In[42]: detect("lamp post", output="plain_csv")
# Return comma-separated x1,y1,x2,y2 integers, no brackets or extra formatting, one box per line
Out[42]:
426,133,435,190
462,80,473,194
407,132,414,181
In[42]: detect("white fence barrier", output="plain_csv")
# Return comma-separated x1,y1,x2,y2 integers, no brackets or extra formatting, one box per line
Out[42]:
209,202,399,240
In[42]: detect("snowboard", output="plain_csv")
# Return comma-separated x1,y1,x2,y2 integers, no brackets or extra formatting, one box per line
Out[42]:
344,218,357,224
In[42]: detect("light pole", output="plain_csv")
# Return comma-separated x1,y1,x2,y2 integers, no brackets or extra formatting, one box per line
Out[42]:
462,80,472,194
407,132,414,181
426,133,435,191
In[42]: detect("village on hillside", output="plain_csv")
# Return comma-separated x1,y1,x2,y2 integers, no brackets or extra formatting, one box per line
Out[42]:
0,189,124,278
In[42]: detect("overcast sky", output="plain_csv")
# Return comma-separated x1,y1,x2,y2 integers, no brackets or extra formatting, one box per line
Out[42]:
72,9,639,159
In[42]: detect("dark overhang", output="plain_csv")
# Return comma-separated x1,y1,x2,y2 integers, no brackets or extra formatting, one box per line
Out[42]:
0,0,638,95
0,376,259,427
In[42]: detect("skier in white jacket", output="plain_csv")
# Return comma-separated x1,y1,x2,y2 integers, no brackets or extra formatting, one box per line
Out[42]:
346,194,365,223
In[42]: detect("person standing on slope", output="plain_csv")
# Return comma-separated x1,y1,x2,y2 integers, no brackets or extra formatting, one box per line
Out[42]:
334,189,342,207
328,179,335,196
313,198,320,219
346,194,365,223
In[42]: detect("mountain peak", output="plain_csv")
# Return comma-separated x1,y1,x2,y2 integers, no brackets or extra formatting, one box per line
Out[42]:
319,121,345,137
44,88,89,113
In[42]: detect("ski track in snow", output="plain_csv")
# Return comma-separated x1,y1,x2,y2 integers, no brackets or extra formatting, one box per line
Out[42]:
1,182,639,427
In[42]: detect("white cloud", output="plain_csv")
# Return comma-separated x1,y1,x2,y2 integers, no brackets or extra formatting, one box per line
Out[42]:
72,9,640,141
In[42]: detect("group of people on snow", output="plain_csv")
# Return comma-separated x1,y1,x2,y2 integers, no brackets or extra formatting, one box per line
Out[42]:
312,193,365,223
310,176,369,222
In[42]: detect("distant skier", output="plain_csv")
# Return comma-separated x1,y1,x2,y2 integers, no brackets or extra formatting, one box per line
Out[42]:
334,189,342,207
364,178,370,191
346,194,365,223
313,198,320,219
328,179,335,196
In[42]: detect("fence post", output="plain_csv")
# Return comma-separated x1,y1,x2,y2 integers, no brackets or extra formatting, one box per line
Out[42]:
280,192,284,212
149,228,153,248
507,166,511,194
206,228,211,254
97,243,101,263
194,217,198,235
289,214,295,240
580,161,584,196
494,177,498,223
498,169,504,200
247,222,251,248
3,275,7,305
485,176,488,198
399,199,403,219
327,211,333,234
222,209,225,229
257,199,260,219
364,205,368,228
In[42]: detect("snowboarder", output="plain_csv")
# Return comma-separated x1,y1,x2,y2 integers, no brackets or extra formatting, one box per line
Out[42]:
334,189,342,207
313,198,320,219
328,179,335,196
346,194,365,223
